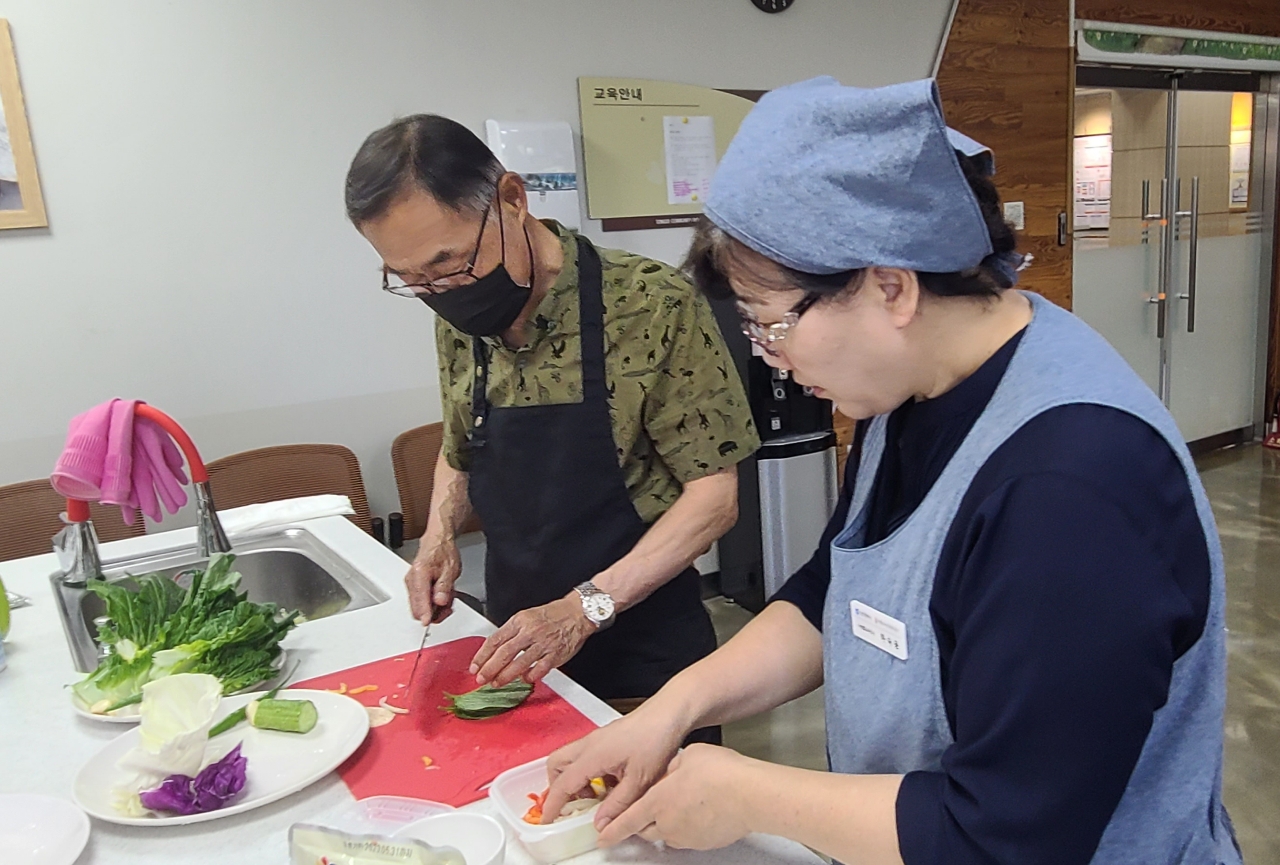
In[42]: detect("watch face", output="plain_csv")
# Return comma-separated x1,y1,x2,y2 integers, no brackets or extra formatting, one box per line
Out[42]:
583,593,615,623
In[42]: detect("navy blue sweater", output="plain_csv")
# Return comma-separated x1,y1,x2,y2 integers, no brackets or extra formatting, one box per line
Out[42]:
772,330,1211,865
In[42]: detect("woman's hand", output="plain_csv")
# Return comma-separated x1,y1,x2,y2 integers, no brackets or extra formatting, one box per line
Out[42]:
542,706,688,833
598,745,757,850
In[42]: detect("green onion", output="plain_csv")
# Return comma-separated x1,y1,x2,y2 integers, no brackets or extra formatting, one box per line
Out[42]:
208,664,296,738
102,692,144,714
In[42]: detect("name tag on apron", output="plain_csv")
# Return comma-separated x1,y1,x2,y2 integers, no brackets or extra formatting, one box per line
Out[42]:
851,600,908,660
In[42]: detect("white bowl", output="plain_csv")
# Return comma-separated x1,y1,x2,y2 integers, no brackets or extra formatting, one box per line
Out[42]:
325,796,454,836
0,794,90,865
488,757,599,864
395,812,506,865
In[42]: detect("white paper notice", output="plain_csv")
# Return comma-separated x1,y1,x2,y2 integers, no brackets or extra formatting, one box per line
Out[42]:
485,119,582,229
663,115,716,205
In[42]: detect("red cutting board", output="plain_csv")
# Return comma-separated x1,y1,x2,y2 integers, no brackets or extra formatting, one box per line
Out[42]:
295,636,599,806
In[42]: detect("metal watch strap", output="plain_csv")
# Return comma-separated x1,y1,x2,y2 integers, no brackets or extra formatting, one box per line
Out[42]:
575,581,616,630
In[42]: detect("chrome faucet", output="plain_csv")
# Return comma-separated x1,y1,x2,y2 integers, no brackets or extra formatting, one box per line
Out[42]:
195,480,232,557
53,507,104,588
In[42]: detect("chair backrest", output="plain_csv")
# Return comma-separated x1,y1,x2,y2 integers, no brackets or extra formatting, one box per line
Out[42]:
0,479,146,563
205,444,373,533
390,423,482,540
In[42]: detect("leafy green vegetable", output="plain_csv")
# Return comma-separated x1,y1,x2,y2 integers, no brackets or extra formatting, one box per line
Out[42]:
441,680,533,720
72,554,298,711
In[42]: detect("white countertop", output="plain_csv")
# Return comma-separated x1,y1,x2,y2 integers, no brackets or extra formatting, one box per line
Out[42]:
0,516,821,865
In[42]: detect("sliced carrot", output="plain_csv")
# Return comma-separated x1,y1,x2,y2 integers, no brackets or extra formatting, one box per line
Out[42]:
523,789,548,824
348,684,378,695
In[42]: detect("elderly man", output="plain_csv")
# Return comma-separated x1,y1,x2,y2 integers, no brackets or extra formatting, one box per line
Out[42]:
344,115,759,732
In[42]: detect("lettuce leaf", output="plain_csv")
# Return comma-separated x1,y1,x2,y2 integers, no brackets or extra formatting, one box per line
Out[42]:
72,554,298,709
119,673,223,780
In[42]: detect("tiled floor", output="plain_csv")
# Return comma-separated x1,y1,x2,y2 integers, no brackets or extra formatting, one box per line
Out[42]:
1199,445,1280,862
711,443,1280,862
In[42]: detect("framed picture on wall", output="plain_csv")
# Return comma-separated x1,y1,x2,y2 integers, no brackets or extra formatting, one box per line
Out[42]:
0,19,46,229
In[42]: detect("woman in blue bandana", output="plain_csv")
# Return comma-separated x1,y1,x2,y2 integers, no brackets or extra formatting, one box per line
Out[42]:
542,77,1241,865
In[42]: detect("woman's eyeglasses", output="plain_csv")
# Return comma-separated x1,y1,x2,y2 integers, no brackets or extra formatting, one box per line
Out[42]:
381,203,492,297
736,293,820,355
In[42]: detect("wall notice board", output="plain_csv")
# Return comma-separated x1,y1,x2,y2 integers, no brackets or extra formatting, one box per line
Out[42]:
578,77,760,231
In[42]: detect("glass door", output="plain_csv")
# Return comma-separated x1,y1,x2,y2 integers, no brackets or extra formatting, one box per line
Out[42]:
1166,90,1267,442
1072,69,1276,444
1072,84,1167,395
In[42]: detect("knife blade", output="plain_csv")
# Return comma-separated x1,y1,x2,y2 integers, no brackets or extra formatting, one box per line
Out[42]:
406,623,430,691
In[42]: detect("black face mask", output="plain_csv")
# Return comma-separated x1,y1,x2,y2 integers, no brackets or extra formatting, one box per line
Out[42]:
421,217,533,337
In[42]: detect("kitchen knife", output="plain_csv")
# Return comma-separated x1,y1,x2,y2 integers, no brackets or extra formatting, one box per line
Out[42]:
406,623,430,691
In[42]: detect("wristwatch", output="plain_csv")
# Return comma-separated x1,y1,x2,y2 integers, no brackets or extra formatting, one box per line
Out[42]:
574,581,616,631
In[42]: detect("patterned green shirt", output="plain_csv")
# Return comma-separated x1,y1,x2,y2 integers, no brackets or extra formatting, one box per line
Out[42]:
435,222,759,524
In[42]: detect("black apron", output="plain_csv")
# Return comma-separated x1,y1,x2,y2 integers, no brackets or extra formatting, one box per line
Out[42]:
465,237,718,703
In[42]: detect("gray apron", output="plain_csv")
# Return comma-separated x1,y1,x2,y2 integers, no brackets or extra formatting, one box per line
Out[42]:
823,292,1239,863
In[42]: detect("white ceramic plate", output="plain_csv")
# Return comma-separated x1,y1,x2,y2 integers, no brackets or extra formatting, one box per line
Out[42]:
70,693,143,723
0,794,90,865
73,689,369,826
70,651,289,725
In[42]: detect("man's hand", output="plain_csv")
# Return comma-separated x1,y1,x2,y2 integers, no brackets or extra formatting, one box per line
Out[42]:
470,596,595,686
542,706,687,835
405,537,461,626
598,745,756,850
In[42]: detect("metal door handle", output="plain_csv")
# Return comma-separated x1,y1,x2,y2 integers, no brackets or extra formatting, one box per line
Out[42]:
1057,211,1068,246
1186,176,1200,333
1141,180,1158,244
1146,177,1167,220
1155,178,1169,339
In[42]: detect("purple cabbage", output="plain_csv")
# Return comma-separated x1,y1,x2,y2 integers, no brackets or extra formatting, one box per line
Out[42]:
139,743,248,815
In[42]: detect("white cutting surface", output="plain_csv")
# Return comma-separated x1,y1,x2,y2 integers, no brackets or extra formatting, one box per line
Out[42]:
0,516,822,865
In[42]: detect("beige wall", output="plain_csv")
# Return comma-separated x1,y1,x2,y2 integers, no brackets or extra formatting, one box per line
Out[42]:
0,0,953,524
1075,90,1113,137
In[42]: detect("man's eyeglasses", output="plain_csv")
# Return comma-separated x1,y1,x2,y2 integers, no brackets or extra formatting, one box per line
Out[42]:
736,293,821,356
382,202,492,297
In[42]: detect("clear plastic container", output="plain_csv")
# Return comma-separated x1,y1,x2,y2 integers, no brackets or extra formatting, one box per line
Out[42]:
488,757,600,864
322,795,455,836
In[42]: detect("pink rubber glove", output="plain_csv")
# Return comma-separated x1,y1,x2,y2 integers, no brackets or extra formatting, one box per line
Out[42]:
126,447,160,525
100,399,137,507
134,417,188,516
51,400,114,500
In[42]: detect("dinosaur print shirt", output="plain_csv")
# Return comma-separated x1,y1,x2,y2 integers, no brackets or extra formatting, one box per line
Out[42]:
434,222,760,524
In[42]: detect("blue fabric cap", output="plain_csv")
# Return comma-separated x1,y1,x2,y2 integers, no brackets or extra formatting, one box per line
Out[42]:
946,127,995,176
705,77,994,276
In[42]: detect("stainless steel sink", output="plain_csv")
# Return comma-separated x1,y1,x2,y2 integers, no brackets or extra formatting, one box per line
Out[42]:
51,527,390,673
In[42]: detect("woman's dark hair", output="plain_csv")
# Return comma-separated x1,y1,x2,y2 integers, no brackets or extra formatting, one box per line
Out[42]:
345,114,504,224
684,151,1019,302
